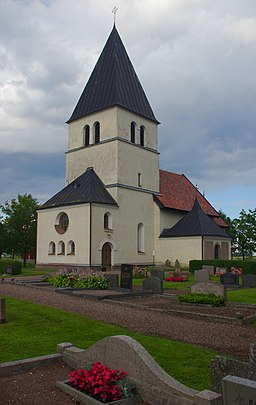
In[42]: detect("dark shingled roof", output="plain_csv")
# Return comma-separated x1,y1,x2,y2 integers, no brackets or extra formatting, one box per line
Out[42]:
160,199,229,238
39,167,118,209
67,25,158,123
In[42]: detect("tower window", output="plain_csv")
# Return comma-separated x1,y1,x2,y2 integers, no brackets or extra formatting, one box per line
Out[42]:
94,121,100,144
138,173,142,187
140,126,145,147
84,125,90,146
130,121,136,143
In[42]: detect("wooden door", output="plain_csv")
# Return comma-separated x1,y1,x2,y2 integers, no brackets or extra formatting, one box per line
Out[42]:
102,242,111,267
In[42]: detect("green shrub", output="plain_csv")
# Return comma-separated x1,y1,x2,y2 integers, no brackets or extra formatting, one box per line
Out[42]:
0,259,22,275
189,259,256,275
178,293,225,307
51,271,110,289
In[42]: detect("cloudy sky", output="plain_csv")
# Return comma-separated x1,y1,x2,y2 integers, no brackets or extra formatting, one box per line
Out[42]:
1,0,256,219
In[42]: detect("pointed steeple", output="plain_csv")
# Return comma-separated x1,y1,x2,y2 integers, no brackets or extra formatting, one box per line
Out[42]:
160,198,229,238
67,25,158,123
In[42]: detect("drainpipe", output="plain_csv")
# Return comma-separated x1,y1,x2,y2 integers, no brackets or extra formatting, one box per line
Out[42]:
89,202,92,268
201,236,204,260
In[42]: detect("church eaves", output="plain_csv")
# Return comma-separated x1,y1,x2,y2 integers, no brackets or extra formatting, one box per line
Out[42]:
39,167,118,209
67,25,158,123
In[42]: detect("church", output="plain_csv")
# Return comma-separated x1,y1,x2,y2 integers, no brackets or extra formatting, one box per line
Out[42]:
36,24,231,269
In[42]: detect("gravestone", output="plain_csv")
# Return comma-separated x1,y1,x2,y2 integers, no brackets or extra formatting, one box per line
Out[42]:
242,274,256,288
0,298,7,323
222,375,256,405
191,282,226,300
220,273,239,288
174,259,181,275
104,274,118,288
195,269,210,283
202,265,214,276
6,266,14,275
142,277,163,294
120,264,133,290
151,269,164,280
216,267,227,275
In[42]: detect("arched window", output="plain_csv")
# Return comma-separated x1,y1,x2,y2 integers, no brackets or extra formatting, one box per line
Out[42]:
137,223,145,253
214,244,220,259
55,212,69,234
67,240,75,255
48,241,55,255
140,126,145,147
104,212,112,230
94,121,100,144
57,241,65,255
130,121,136,143
84,125,90,146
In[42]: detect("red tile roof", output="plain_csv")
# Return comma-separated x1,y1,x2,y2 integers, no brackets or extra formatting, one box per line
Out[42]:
156,170,228,227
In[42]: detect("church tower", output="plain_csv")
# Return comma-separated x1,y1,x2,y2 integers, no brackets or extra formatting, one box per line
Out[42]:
65,25,160,200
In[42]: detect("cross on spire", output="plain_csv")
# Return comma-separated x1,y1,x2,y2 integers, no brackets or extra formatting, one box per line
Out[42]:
112,6,118,25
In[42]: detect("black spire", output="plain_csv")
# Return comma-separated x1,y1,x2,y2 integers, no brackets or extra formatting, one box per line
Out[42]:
67,26,158,123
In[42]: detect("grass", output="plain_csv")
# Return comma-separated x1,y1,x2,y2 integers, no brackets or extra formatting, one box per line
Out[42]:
0,296,220,391
133,274,195,290
2,267,56,277
227,288,256,304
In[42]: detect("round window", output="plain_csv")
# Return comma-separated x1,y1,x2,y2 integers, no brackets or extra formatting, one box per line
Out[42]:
55,212,69,234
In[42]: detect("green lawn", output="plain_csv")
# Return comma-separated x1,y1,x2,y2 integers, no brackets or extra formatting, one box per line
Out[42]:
227,288,256,304
2,267,56,278
0,296,220,391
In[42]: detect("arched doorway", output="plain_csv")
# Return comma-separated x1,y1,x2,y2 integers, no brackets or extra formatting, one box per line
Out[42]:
102,242,112,267
214,244,220,259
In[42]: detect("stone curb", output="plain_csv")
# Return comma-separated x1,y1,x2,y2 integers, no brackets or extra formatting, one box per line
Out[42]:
0,353,62,377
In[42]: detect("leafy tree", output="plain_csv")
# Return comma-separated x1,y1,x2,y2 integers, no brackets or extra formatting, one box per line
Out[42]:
0,220,6,259
218,210,237,256
232,209,256,260
0,194,39,267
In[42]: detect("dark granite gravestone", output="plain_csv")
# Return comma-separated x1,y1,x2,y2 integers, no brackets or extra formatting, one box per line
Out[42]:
0,298,7,323
220,273,239,288
242,274,256,288
142,277,163,294
120,264,133,290
151,269,164,280
104,274,118,288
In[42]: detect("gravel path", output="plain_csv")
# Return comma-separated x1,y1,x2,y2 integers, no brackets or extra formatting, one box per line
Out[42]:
0,283,255,359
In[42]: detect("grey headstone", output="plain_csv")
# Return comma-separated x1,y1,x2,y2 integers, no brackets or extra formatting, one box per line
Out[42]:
195,269,210,283
104,274,118,288
151,269,164,280
6,266,14,275
202,265,215,276
242,274,256,288
191,282,226,300
222,375,256,405
142,277,163,294
220,273,239,287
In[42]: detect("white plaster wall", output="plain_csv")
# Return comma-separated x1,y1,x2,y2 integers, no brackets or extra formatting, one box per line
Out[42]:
155,237,202,266
117,141,159,192
66,141,118,185
160,209,184,233
37,205,90,266
68,107,118,150
116,107,158,150
68,106,158,152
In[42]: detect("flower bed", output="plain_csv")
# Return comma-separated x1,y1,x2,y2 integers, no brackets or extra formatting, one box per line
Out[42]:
57,362,138,404
165,276,185,282
50,270,110,289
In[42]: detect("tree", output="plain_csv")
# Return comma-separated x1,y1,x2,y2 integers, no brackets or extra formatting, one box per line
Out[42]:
232,209,256,260
218,210,237,256
0,194,39,267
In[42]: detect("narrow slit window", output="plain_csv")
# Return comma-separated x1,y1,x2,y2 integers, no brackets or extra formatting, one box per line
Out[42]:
131,121,136,143
140,125,145,147
84,125,90,146
94,121,100,144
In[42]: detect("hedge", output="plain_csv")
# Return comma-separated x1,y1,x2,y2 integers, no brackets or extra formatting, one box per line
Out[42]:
189,260,256,275
0,260,22,275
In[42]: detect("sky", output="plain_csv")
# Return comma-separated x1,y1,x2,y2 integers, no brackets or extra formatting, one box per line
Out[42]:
1,0,256,219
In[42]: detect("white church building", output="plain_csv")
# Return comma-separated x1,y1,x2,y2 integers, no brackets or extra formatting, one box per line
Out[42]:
36,25,231,269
